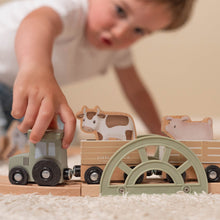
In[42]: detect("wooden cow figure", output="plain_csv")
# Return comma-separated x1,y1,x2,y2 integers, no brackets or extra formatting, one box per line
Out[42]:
161,115,213,140
76,106,137,140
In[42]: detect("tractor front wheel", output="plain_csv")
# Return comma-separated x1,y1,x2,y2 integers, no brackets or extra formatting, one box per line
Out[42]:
9,167,28,185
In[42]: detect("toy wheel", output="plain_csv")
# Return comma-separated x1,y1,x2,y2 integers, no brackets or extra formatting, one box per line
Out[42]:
84,166,103,184
100,135,208,195
124,166,144,184
205,165,220,182
32,159,61,186
9,167,28,185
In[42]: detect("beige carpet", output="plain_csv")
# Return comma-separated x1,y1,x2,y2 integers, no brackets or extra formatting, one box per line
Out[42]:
0,155,220,220
0,192,220,220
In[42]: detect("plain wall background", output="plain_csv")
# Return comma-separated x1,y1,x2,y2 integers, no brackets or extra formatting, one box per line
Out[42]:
1,0,219,123
62,0,220,122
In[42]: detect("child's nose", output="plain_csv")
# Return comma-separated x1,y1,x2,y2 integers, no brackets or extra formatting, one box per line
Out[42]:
112,22,129,39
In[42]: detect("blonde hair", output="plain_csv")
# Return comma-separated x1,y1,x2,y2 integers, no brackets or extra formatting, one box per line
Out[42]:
166,0,196,30
146,0,196,30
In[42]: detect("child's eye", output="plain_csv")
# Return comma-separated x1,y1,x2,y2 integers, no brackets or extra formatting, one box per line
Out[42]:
115,5,126,18
134,27,145,36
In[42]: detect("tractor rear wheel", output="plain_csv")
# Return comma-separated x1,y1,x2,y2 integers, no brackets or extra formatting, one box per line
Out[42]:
32,159,61,186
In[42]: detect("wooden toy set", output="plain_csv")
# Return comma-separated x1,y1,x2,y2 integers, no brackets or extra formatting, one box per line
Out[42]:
0,106,219,197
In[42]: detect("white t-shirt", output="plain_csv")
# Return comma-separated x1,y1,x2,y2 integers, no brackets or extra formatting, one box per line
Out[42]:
0,0,133,87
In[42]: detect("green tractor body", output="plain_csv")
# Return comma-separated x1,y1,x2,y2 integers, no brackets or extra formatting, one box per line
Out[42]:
9,130,72,186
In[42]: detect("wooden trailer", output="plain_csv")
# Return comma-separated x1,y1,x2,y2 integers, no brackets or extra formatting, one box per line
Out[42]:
169,140,220,182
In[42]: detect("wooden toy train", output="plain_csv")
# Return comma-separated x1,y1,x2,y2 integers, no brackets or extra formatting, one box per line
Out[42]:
8,106,220,196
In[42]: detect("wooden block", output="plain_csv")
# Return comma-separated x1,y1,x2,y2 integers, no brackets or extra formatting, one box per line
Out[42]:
82,181,220,196
208,182,220,194
169,149,188,163
203,141,220,163
81,139,130,148
0,176,81,197
180,140,220,163
181,141,203,161
81,183,100,197
81,182,124,197
81,140,140,165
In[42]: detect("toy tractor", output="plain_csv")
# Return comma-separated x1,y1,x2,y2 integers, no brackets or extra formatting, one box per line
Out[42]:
9,130,72,186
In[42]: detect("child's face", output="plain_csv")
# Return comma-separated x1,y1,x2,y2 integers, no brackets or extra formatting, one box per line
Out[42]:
86,0,172,50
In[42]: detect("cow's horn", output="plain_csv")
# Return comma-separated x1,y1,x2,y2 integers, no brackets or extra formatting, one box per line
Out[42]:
76,113,84,119
83,106,87,114
96,106,100,114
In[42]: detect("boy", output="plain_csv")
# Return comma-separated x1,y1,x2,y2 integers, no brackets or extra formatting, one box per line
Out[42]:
0,0,195,148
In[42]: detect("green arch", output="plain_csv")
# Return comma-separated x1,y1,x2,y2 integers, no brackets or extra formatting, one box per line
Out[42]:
125,161,184,185
100,135,208,195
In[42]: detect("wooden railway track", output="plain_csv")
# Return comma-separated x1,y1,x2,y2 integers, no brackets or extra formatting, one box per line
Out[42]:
0,176,219,197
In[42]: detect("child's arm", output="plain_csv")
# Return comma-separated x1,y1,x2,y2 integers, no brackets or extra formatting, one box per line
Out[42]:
12,7,76,148
115,65,164,135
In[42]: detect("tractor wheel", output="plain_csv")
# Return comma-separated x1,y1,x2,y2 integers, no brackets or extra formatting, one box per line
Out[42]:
32,159,61,186
9,167,28,185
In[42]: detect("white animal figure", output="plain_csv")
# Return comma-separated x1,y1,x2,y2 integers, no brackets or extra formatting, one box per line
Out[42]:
162,115,213,140
76,106,136,140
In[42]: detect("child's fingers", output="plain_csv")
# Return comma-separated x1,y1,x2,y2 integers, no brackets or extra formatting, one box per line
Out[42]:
17,96,41,133
11,88,28,119
29,98,54,143
59,105,76,149
48,116,58,129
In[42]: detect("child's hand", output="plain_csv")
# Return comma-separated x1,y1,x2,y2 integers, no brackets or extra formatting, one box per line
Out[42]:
11,64,76,149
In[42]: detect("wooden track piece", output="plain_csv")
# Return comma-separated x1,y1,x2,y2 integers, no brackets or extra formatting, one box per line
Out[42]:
0,176,81,196
81,183,100,197
208,182,220,194
82,181,220,196
0,176,219,196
